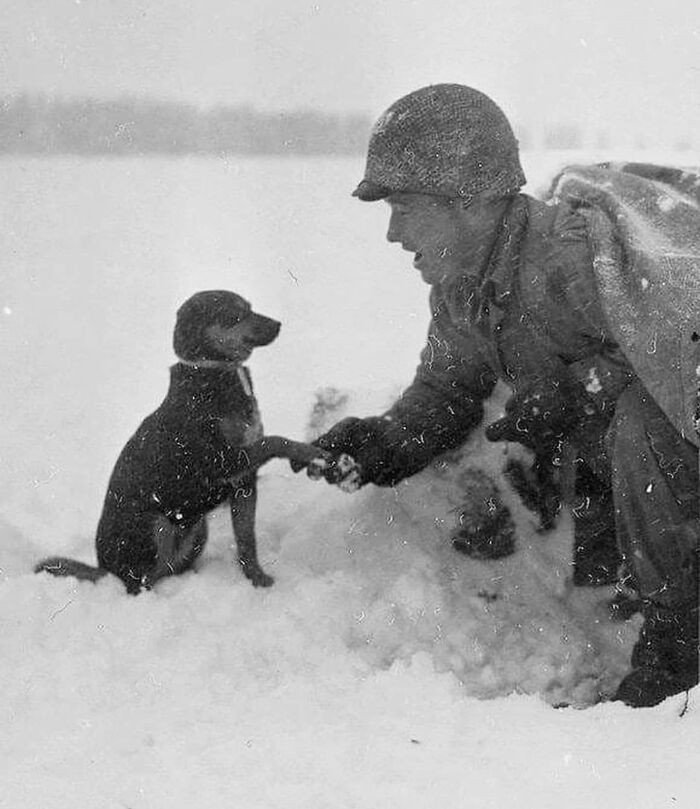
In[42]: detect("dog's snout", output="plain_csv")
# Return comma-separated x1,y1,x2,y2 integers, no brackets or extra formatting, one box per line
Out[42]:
249,314,281,346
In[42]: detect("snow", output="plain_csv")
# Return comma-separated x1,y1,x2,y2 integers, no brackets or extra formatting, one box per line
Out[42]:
658,194,680,213
2,414,696,807
584,367,603,394
1,152,699,807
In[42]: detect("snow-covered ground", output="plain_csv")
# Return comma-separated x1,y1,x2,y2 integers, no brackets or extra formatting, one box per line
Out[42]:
1,152,698,808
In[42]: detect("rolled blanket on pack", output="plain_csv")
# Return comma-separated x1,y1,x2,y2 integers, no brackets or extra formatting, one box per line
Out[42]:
550,162,700,447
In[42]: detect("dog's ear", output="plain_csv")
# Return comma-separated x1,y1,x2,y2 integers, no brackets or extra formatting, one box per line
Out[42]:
173,313,207,361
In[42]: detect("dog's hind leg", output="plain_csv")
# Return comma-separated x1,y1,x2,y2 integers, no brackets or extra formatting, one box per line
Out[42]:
178,517,208,572
149,515,208,586
230,474,274,588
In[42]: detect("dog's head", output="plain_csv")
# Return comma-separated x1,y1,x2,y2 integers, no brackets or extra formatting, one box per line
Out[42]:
174,290,281,364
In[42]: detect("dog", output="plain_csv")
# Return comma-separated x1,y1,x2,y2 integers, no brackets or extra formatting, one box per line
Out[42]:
35,290,331,594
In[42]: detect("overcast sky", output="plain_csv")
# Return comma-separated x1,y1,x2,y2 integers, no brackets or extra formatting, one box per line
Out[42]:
3,0,700,145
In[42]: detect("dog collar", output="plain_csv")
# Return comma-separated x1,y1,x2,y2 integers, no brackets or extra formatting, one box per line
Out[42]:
177,358,242,371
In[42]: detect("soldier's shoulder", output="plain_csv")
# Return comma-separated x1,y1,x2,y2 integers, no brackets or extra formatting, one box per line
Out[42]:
524,196,590,245
518,196,595,302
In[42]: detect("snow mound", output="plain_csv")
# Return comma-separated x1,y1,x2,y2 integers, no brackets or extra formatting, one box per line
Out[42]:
2,386,697,809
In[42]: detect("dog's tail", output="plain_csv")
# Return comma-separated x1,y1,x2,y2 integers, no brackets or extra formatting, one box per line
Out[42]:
34,557,109,583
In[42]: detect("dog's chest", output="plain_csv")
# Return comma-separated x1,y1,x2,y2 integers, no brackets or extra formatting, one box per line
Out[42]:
219,368,263,447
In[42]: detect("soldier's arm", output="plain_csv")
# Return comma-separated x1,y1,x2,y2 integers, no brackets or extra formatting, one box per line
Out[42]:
321,315,497,487
380,320,497,455
548,225,635,413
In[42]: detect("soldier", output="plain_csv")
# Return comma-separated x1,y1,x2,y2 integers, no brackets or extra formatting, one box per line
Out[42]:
299,83,699,708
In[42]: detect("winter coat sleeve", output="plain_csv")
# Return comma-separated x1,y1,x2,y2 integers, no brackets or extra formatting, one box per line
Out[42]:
544,207,635,415
369,293,498,483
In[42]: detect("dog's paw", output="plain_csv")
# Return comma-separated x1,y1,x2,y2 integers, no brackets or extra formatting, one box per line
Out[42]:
252,571,275,588
247,567,275,588
306,455,331,480
239,558,275,588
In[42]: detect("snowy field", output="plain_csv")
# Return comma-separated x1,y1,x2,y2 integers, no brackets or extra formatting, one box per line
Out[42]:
1,151,698,808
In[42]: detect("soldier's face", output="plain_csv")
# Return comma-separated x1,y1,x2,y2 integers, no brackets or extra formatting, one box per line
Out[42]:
385,192,502,285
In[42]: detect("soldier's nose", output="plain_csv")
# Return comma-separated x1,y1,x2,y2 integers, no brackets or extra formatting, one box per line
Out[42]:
386,214,401,243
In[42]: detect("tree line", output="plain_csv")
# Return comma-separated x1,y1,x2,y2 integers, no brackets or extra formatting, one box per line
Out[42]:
4,95,677,155
0,96,373,156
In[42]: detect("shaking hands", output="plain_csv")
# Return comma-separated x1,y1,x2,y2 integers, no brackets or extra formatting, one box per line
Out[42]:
291,450,363,492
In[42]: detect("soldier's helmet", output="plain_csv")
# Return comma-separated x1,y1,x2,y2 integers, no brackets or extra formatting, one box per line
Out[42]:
353,84,526,202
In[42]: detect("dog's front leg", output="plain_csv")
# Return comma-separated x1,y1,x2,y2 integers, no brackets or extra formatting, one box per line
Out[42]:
240,436,331,469
230,474,274,588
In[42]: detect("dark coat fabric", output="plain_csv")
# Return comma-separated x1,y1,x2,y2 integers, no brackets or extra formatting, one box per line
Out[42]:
362,190,698,604
375,194,634,479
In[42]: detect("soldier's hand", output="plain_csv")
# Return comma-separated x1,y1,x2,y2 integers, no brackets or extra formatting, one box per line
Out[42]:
290,416,393,487
289,417,363,474
306,453,363,492
485,378,596,450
